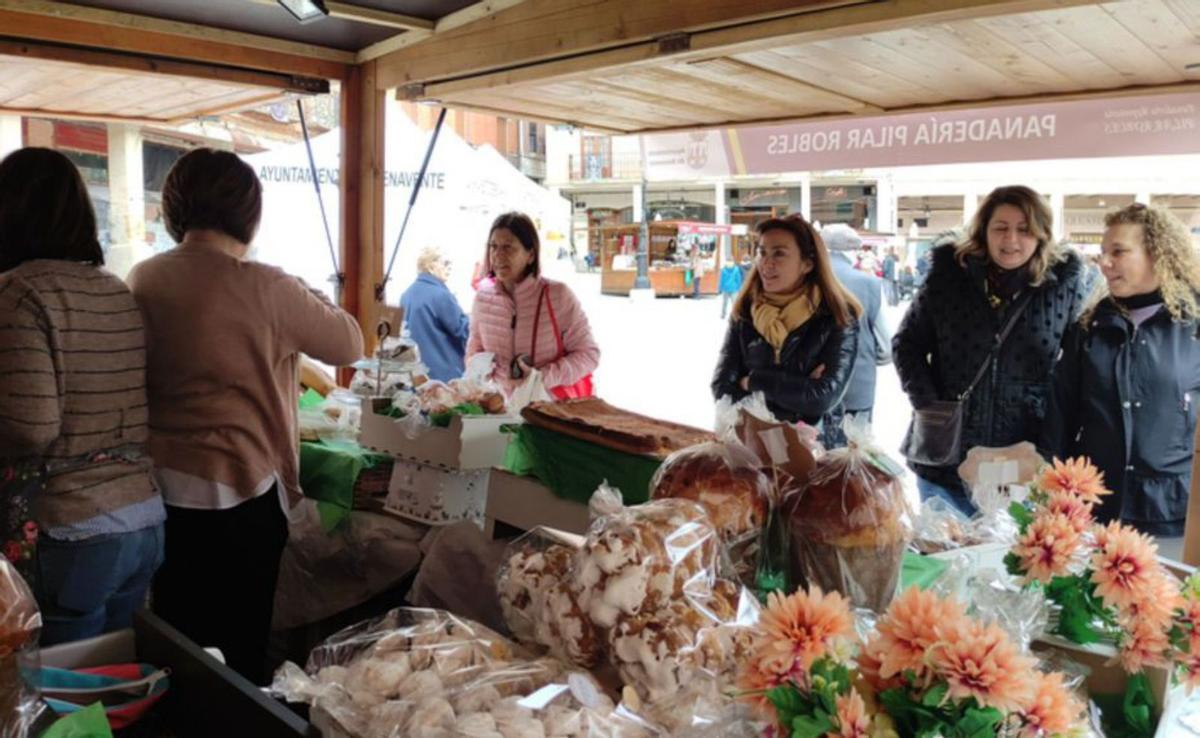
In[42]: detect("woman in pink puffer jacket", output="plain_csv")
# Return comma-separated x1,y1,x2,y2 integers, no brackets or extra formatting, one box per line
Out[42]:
467,212,600,396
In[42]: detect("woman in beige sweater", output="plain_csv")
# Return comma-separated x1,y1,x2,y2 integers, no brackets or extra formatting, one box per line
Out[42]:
128,148,363,683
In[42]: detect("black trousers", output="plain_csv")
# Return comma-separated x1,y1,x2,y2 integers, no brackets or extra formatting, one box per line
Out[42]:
152,488,288,684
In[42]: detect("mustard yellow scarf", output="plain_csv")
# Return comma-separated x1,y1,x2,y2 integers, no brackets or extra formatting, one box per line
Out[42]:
751,286,821,359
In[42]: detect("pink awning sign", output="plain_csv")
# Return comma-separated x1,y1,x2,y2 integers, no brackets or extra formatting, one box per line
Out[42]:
641,92,1200,180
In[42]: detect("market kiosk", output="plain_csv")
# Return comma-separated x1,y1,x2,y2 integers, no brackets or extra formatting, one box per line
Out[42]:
598,220,746,297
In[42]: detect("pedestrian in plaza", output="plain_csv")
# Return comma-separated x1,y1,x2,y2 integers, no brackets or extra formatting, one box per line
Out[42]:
712,215,860,437
882,247,900,306
1042,204,1200,554
820,224,891,444
400,246,470,382
128,148,363,683
0,148,165,645
468,211,599,399
898,265,916,301
718,257,744,319
894,185,1091,516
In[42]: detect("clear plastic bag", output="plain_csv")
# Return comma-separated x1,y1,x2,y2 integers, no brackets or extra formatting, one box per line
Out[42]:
787,417,912,612
910,497,976,554
496,528,601,668
0,559,44,737
648,442,771,587
271,607,658,738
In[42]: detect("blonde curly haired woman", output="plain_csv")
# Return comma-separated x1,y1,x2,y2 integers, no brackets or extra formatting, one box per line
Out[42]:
1043,203,1200,552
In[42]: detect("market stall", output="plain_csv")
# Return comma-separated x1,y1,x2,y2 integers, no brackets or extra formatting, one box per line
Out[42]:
598,221,747,297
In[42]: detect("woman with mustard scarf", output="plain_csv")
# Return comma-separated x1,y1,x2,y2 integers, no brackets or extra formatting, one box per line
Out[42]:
712,215,862,438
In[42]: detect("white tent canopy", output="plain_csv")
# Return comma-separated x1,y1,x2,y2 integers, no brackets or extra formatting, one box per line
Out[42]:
245,111,571,308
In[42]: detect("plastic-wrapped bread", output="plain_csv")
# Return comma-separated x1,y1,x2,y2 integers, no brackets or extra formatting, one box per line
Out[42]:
573,498,720,629
787,422,911,612
498,535,577,644
649,442,771,544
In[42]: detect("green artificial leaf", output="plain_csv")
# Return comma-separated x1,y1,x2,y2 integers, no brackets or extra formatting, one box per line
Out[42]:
881,687,941,735
956,706,1004,738
766,684,811,729
922,682,948,707
791,712,834,738
1123,673,1158,737
1009,501,1034,532
1046,575,1105,644
1003,550,1025,579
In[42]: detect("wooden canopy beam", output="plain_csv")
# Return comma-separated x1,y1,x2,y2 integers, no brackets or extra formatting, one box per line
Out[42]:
374,0,858,91
0,0,350,80
376,0,1102,95
357,0,532,63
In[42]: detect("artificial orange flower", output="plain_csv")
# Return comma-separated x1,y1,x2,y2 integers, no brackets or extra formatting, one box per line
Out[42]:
871,587,966,680
1012,513,1082,584
1019,671,1085,737
831,689,872,738
1038,457,1111,505
1118,617,1172,674
1090,522,1161,614
1043,491,1095,532
755,587,854,677
1176,652,1200,695
736,656,793,713
929,618,1036,713
855,640,903,693
1122,572,1184,629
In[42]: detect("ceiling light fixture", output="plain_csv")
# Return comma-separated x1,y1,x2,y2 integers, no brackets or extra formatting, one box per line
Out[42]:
277,0,329,23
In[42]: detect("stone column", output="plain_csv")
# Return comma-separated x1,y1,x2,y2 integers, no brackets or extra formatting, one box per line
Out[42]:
105,124,147,278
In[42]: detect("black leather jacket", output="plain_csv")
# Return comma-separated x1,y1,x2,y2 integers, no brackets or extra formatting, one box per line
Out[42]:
712,307,858,431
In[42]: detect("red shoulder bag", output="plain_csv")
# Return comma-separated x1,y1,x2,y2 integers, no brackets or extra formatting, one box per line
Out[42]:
531,285,595,400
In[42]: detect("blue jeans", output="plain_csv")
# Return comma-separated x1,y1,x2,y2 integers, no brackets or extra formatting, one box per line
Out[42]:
916,477,978,518
36,524,165,646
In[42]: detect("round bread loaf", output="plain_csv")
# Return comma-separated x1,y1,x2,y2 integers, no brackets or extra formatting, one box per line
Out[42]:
649,442,771,543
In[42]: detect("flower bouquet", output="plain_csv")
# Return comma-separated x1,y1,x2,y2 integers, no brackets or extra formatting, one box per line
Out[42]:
738,585,1085,737
1004,456,1200,736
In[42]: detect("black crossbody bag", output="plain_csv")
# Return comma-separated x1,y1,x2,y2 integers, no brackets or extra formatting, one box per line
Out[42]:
903,291,1035,467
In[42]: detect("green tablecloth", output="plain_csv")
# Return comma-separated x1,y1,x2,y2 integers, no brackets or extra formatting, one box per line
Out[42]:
503,424,661,506
299,439,390,531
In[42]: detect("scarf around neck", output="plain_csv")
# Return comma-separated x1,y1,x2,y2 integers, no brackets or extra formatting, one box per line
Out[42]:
751,285,821,359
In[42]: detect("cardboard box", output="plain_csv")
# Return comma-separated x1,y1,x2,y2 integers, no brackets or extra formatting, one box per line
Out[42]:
383,459,488,526
360,398,516,469
40,612,315,737
483,469,591,538
1033,634,1169,718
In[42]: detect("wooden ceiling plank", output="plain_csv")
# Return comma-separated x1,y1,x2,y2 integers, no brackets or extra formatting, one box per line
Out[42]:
0,105,168,125
857,27,1037,98
975,12,1130,89
1163,0,1200,29
732,48,929,107
497,80,702,127
568,81,736,126
1039,5,1181,84
594,69,783,120
670,56,881,113
907,20,1080,91
439,91,639,132
809,35,989,100
1101,0,1200,74
0,3,347,80
164,92,290,124
459,82,674,129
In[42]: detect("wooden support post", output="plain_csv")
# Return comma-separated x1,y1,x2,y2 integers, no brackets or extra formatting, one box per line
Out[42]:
348,60,386,362
1184,424,1200,566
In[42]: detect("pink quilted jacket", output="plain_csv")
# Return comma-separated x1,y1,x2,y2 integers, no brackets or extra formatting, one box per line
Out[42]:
467,276,600,394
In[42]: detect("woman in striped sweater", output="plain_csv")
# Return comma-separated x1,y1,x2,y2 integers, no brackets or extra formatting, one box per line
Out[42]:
0,148,165,645
467,212,599,397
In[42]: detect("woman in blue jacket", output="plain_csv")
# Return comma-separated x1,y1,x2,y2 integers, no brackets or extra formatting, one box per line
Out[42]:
400,247,470,382
1043,204,1200,554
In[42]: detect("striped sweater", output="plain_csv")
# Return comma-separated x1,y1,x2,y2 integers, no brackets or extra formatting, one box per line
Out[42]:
466,276,599,394
0,260,159,530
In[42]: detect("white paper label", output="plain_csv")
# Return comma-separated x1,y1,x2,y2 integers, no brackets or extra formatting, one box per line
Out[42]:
568,672,603,709
517,684,569,711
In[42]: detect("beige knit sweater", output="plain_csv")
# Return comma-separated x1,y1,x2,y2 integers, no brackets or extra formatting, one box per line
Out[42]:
127,235,364,508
